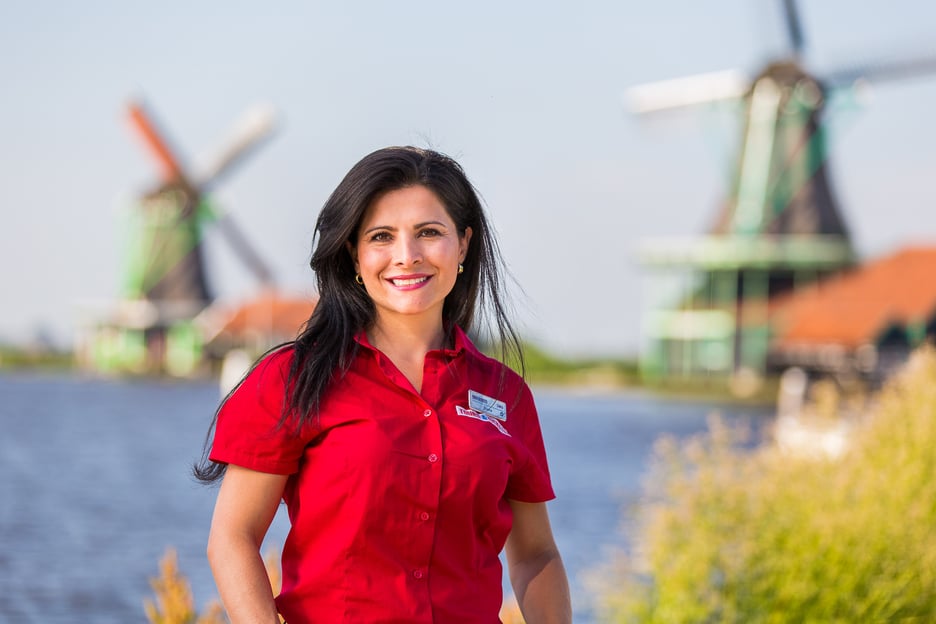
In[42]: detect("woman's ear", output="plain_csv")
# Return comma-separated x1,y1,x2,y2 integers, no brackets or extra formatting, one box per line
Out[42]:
345,240,359,272
459,227,473,263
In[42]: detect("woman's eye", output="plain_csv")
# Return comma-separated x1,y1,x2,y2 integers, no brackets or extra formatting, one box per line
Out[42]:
418,228,442,238
370,232,392,242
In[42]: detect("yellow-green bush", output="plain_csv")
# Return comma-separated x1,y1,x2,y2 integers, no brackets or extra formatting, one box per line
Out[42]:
595,347,936,623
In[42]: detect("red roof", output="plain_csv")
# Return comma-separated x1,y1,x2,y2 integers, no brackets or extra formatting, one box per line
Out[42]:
210,290,317,342
772,246,936,349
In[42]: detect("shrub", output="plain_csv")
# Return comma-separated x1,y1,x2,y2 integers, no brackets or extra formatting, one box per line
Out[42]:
594,347,936,623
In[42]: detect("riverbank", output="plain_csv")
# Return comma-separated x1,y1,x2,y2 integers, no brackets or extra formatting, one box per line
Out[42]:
0,344,73,370
521,342,779,406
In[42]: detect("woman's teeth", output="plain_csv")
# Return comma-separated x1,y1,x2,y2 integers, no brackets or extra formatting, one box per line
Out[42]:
391,276,429,286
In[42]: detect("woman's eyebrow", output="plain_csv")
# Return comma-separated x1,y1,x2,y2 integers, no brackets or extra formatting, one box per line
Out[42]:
362,225,396,235
362,220,448,235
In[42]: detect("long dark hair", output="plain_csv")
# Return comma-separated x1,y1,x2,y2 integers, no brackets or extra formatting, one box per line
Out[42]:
195,146,522,483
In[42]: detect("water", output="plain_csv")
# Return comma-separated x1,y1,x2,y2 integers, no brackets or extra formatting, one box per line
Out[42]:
0,372,771,622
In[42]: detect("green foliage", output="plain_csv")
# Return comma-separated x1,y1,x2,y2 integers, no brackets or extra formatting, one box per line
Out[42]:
594,347,936,623
0,344,73,370
497,340,640,388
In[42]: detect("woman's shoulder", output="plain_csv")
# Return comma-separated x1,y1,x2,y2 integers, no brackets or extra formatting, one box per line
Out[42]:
456,331,530,397
470,350,525,386
259,343,297,368
235,343,297,394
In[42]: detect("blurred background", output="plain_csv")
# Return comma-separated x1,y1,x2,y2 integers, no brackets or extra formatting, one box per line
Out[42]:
2,1,936,622
2,0,934,359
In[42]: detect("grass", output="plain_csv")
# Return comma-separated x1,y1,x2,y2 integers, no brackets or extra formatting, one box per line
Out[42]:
0,343,73,370
3,337,778,405
519,342,642,389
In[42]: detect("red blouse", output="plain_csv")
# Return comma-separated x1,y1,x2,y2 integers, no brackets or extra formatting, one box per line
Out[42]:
209,326,554,623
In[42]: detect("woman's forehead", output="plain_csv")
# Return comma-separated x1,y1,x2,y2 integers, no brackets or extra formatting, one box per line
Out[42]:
359,185,454,229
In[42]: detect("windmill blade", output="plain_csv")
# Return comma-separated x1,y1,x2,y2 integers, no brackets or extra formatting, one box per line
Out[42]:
126,99,193,186
213,212,277,287
780,0,805,58
823,54,936,88
196,103,277,191
625,69,750,114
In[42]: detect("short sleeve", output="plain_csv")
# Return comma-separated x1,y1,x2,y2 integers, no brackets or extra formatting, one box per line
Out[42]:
209,347,314,475
505,383,555,503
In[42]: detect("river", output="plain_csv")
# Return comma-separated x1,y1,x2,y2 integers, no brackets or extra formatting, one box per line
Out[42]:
0,372,772,622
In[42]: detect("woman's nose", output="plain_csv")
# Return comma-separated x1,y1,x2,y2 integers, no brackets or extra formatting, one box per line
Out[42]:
394,237,423,266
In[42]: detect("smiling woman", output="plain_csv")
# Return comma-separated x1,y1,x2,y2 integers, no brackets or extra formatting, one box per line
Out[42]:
194,146,572,624
349,185,472,389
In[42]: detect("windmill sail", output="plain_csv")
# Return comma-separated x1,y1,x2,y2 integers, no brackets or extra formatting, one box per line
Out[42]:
125,101,213,311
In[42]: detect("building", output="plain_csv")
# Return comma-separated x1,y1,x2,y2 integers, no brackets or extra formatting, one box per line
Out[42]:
769,246,936,383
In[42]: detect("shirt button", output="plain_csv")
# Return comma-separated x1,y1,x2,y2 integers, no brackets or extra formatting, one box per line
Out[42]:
419,511,430,521
423,409,432,418
427,453,439,463
413,569,424,579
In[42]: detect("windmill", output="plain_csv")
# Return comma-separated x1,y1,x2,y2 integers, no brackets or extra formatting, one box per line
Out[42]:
628,0,936,385
86,99,280,375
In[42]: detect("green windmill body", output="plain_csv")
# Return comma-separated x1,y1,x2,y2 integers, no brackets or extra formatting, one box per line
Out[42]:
124,185,212,306
628,0,935,386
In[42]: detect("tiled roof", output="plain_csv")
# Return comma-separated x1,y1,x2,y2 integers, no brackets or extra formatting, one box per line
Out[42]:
208,290,316,342
771,246,936,349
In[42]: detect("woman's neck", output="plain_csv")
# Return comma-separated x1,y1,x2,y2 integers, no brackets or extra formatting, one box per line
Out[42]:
367,315,446,359
366,316,446,393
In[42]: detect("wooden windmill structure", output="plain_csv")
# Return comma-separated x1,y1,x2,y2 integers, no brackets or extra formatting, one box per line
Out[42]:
629,0,936,385
84,99,280,375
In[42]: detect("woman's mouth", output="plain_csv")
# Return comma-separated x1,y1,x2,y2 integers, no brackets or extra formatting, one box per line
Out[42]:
389,275,430,288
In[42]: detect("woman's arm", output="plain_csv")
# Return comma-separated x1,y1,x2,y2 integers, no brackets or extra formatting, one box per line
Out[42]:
504,500,572,624
207,464,289,624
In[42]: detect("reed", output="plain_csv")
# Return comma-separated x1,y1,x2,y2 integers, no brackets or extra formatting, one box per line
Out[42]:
144,548,283,623
143,548,225,624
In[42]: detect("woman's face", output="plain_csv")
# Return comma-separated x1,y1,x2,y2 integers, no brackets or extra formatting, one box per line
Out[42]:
349,185,472,327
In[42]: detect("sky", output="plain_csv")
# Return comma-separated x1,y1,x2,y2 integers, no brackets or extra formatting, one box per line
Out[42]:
2,0,935,357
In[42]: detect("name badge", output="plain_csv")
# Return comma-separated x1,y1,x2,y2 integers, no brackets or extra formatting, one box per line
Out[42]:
468,390,507,422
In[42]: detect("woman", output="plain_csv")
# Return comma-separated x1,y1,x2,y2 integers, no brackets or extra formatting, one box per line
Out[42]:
196,146,571,623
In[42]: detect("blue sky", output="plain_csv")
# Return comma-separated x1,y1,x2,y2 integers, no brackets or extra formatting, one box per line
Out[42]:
2,0,935,357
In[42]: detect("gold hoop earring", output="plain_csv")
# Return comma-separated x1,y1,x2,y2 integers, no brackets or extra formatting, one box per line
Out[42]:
458,264,464,275
355,274,364,285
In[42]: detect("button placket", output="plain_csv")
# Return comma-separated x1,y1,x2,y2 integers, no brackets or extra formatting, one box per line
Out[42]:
407,372,441,598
